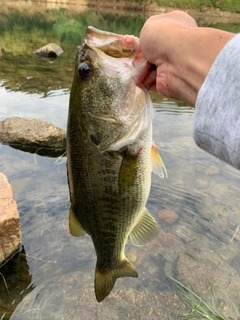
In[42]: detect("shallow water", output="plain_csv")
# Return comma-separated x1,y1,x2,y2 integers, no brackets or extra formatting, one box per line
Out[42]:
1,2,240,320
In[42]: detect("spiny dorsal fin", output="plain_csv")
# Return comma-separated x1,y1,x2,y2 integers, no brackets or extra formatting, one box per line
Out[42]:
130,208,159,246
95,259,138,302
69,205,86,237
151,143,168,178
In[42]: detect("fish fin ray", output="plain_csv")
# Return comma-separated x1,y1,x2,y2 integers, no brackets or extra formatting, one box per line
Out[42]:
69,205,86,237
95,259,138,302
130,208,159,246
118,151,138,193
151,143,168,178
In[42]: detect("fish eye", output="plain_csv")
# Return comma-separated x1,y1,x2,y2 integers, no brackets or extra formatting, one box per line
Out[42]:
78,62,92,80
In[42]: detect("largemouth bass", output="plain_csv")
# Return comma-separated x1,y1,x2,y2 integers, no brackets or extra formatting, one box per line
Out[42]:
66,26,167,302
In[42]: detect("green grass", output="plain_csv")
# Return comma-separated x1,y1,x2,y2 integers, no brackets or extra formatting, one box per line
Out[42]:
54,151,67,164
155,0,240,12
127,0,240,13
168,276,240,320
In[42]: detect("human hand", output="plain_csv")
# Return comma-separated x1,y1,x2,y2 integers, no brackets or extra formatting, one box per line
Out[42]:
140,10,235,107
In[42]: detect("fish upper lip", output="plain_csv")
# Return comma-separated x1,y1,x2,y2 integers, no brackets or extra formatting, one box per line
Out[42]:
83,28,150,87
85,26,140,58
85,26,138,50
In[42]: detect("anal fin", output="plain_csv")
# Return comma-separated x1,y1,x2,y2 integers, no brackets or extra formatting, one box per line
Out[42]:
69,205,86,237
130,208,159,246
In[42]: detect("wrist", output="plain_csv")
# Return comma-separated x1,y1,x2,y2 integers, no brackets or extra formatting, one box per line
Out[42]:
170,27,235,106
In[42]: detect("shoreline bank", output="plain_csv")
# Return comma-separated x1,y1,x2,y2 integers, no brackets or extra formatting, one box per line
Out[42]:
3,0,240,24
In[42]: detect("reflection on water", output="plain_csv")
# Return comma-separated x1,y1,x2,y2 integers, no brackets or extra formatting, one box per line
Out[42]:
1,2,240,320
0,247,33,318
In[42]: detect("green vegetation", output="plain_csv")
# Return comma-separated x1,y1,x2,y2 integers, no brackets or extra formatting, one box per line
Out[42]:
168,276,240,320
0,9,145,54
0,8,145,95
0,4,239,96
155,0,240,12
207,23,240,32
127,0,240,12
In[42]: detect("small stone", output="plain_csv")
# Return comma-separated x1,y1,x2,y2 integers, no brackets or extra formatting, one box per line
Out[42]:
158,209,179,224
33,43,63,58
200,6,208,12
129,253,137,262
128,247,138,262
205,165,219,175
158,233,181,247
67,271,82,285
0,172,21,265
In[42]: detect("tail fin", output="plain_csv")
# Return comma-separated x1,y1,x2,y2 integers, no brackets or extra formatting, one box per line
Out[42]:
94,259,138,302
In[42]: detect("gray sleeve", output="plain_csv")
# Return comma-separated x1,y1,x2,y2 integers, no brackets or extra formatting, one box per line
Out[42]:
194,33,240,169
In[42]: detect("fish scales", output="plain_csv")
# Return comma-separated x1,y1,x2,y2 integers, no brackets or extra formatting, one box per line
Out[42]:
68,122,152,248
67,26,167,302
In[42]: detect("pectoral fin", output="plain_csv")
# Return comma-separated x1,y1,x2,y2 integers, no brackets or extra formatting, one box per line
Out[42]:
151,143,168,178
69,205,86,237
130,208,159,246
118,150,138,193
95,259,138,302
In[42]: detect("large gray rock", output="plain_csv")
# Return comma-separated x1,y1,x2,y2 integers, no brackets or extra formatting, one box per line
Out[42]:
0,117,66,157
0,172,21,266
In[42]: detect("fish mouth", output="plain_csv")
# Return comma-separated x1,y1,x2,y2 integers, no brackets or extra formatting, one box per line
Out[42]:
85,26,140,58
84,26,150,84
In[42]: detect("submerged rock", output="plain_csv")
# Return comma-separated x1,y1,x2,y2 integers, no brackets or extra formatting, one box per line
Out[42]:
0,117,66,157
0,247,32,318
176,249,240,320
158,208,179,224
33,43,63,58
10,286,185,320
0,172,21,266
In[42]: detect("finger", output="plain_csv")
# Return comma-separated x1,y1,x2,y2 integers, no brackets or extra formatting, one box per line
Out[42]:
141,68,157,91
155,64,174,98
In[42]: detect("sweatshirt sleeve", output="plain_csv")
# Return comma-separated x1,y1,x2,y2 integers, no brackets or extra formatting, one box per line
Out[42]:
194,33,240,170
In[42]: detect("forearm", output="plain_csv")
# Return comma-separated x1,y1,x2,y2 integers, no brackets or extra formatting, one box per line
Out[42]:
194,33,240,169
176,27,235,106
